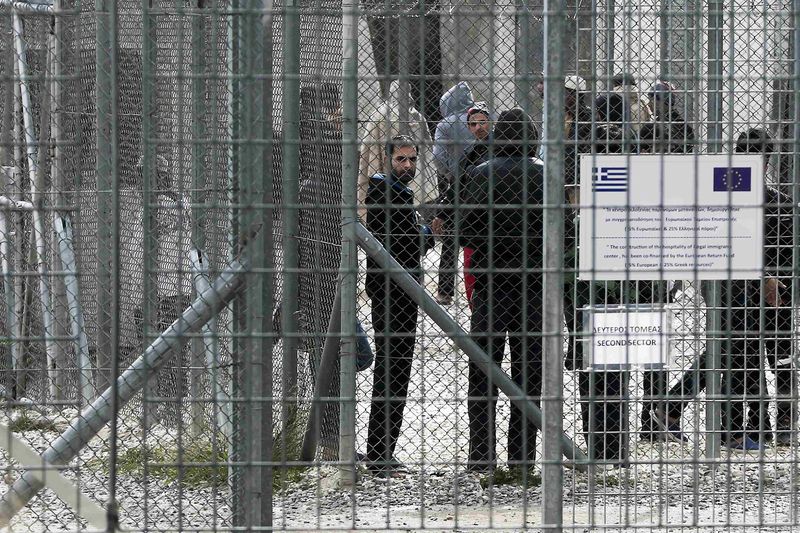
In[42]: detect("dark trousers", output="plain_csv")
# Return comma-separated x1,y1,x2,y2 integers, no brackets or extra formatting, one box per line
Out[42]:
435,172,458,298
665,305,795,439
720,306,796,440
366,281,419,465
640,370,667,432
579,371,627,461
664,352,707,420
468,274,543,469
436,230,458,298
564,278,632,460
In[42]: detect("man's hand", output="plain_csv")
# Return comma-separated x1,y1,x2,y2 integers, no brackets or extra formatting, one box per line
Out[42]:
431,216,445,236
765,277,786,307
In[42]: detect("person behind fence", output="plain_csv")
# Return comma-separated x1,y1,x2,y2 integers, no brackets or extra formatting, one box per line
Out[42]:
564,124,632,464
432,81,476,305
431,101,493,310
132,154,193,425
646,79,695,154
595,72,654,138
459,108,543,474
364,135,435,476
651,128,796,449
535,74,594,184
632,128,685,443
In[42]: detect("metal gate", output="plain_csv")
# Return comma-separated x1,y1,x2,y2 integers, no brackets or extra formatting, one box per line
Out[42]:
0,0,799,531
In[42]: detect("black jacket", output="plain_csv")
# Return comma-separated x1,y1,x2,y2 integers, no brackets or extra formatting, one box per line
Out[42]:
565,105,596,187
723,185,794,307
434,140,491,221
459,156,545,273
365,173,429,295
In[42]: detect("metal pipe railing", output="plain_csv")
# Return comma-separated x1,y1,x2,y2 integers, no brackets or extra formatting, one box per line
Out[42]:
355,221,589,470
0,258,248,526
12,11,57,401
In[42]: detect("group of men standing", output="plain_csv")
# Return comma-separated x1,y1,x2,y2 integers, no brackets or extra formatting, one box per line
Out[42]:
360,75,796,477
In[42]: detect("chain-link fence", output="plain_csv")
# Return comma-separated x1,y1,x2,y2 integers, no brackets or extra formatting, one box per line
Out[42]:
0,0,799,531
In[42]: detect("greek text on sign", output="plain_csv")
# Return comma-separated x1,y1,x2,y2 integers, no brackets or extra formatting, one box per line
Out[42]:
579,154,764,280
584,307,670,370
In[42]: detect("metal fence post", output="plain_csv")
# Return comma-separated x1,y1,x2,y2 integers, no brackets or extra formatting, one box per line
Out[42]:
703,0,724,460
238,0,273,528
281,0,301,432
790,0,800,518
12,12,58,402
189,3,208,439
339,0,359,488
106,0,122,525
542,0,566,530
95,0,113,391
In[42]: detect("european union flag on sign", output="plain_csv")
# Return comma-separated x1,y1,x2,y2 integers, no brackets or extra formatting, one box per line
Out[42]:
713,167,752,192
592,167,628,192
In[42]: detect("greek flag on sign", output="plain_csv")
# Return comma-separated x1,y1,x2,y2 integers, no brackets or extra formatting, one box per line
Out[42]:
592,167,628,192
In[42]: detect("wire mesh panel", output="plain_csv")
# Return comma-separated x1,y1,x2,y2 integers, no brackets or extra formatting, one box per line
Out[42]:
0,0,799,532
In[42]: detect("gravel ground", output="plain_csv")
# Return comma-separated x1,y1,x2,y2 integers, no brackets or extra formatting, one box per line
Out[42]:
1,246,799,531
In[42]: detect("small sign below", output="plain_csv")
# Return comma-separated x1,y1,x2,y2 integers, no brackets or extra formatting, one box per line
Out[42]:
583,306,670,370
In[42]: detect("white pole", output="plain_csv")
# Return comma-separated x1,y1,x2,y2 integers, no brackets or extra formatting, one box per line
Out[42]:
12,12,57,400
54,216,94,405
189,248,229,440
0,207,19,382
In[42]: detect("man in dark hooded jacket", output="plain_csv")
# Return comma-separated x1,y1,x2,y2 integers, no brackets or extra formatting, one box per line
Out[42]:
459,108,543,472
364,135,434,476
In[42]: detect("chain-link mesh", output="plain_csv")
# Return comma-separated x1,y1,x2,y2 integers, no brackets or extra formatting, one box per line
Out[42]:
0,0,799,531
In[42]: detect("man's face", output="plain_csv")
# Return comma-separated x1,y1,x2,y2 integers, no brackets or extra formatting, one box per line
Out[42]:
390,145,418,182
467,112,491,141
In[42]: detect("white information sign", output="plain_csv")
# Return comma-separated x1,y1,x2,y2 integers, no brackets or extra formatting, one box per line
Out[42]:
579,154,764,280
584,307,670,370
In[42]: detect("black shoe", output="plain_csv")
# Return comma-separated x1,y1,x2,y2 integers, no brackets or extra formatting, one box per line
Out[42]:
366,457,408,478
775,431,795,447
651,406,689,443
435,293,453,306
639,430,668,443
466,461,496,474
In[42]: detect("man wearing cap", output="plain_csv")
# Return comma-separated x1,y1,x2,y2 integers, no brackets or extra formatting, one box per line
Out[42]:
460,108,543,473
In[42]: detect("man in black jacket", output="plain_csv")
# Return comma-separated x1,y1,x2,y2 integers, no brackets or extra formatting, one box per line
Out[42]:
460,108,543,472
365,135,433,476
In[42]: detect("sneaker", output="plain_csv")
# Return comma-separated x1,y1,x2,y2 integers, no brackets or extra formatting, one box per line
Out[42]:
639,430,668,443
466,461,496,474
723,436,764,451
366,457,408,478
651,406,689,443
435,293,453,305
775,431,795,447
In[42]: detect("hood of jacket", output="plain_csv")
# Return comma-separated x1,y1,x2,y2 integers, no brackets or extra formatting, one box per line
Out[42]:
439,81,474,119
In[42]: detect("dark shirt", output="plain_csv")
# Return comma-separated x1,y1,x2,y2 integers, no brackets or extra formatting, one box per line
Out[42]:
365,173,426,294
